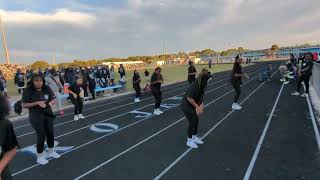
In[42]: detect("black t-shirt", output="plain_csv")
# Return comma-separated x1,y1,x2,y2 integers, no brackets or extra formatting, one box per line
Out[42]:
150,73,163,90
231,62,242,82
301,60,313,76
68,84,82,98
181,82,204,112
132,74,141,86
119,68,126,78
0,119,19,180
14,73,25,84
88,71,96,80
188,65,197,82
22,86,55,114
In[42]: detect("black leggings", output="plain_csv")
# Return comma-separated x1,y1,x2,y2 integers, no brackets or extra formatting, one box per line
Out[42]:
151,89,162,109
297,75,311,93
184,111,199,138
71,97,83,115
29,113,54,153
82,84,88,97
133,85,141,98
89,82,96,100
232,81,241,103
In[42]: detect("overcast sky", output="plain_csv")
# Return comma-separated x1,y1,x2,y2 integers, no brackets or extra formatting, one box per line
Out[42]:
0,0,319,64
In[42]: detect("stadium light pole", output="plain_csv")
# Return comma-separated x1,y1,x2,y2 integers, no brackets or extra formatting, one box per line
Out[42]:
0,15,11,64
162,40,165,62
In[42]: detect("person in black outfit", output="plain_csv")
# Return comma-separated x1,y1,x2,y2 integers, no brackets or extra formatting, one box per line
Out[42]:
38,68,43,77
87,68,96,100
81,69,89,100
291,52,314,97
133,70,141,103
119,64,126,84
22,74,61,165
181,69,212,149
144,69,150,81
150,67,164,116
188,61,197,84
231,55,249,110
69,77,86,121
14,69,25,95
0,95,19,180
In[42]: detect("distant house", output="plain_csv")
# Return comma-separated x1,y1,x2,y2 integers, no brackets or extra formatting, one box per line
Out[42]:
156,61,165,66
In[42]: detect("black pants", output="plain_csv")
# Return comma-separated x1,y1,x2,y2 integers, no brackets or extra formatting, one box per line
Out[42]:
151,88,162,109
184,110,198,138
133,85,141,98
188,77,196,84
297,75,311,93
71,97,83,115
82,84,88,97
232,80,241,103
17,83,25,95
89,83,96,100
29,113,54,153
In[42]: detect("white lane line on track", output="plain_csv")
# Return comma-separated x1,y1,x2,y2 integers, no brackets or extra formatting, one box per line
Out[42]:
242,82,284,180
304,84,320,151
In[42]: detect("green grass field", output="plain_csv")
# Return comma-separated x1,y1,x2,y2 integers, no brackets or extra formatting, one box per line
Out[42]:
6,63,251,97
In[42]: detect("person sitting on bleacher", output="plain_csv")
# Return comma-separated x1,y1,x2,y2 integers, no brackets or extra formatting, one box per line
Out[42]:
279,63,289,84
14,69,26,95
102,66,110,85
286,54,298,80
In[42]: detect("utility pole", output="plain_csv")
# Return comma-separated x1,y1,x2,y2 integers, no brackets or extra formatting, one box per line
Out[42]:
162,40,165,62
52,55,56,66
0,15,10,64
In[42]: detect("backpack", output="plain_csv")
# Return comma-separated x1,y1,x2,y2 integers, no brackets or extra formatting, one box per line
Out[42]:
14,101,22,115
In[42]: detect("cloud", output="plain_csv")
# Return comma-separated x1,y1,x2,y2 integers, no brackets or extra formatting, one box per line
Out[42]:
0,8,96,26
0,0,319,64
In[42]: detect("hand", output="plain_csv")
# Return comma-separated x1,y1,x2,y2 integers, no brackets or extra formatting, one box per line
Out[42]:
37,101,47,108
244,73,250,79
73,94,78,99
196,105,203,116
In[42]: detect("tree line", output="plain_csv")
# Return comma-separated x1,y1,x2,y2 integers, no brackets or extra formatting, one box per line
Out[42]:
30,45,281,69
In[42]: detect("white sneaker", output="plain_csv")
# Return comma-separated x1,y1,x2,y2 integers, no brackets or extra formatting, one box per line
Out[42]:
301,93,308,97
186,138,198,149
47,148,61,159
74,115,79,121
280,78,285,82
37,152,49,165
291,92,299,96
286,75,294,79
157,109,164,114
154,109,161,116
192,135,204,145
79,114,85,119
134,98,140,103
232,103,242,110
284,81,290,85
